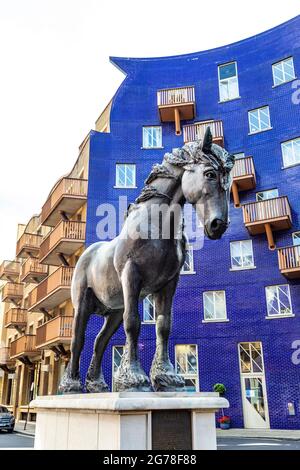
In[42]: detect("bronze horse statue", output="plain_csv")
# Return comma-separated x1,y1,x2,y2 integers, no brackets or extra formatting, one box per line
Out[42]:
59,128,235,393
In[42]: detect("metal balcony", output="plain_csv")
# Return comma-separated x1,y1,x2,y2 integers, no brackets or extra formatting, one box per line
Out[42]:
231,157,256,207
20,258,48,283
27,266,74,312
41,177,88,227
0,347,15,370
9,335,37,360
2,282,24,305
183,120,224,147
278,245,300,279
4,308,27,330
157,86,195,135
242,196,292,249
0,260,20,282
16,232,43,258
39,220,86,266
36,315,73,349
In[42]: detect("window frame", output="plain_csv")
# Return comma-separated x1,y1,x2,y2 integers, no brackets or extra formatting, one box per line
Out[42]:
248,106,272,135
218,61,240,102
281,137,300,169
256,188,279,202
175,344,199,392
142,126,163,149
230,239,255,271
272,57,296,87
292,232,300,246
202,290,228,323
115,163,136,189
112,345,125,391
265,284,294,319
142,295,156,324
181,244,196,275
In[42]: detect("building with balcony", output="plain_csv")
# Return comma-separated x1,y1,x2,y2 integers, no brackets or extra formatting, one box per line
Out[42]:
80,16,300,431
1,16,300,430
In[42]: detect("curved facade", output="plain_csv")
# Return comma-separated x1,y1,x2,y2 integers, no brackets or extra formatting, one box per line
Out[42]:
83,16,300,429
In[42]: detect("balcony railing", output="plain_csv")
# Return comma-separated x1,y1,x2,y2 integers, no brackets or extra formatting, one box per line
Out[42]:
242,196,292,249
278,245,300,279
4,308,27,329
20,258,48,283
0,347,15,369
36,316,73,349
2,282,24,304
27,266,74,312
41,177,88,227
231,157,256,207
183,120,224,146
16,232,43,258
0,260,20,281
157,86,195,135
10,335,37,359
39,220,86,266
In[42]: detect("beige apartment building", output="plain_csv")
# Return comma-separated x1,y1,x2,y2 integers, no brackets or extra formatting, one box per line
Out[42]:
0,105,110,422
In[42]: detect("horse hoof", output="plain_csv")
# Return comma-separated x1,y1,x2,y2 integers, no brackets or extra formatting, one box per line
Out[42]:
58,374,83,394
151,372,185,392
85,378,109,393
114,371,152,392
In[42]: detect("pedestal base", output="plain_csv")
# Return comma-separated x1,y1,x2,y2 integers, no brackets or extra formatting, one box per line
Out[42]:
31,392,229,450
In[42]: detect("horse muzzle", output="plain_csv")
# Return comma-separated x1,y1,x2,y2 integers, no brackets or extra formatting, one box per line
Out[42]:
205,218,229,240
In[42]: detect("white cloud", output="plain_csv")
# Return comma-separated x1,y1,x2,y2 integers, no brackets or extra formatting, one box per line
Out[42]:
0,0,299,260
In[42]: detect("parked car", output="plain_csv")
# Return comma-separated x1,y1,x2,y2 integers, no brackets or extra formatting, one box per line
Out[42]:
0,405,15,433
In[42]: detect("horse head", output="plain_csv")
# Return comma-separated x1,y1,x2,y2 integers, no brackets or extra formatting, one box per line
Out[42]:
165,127,235,240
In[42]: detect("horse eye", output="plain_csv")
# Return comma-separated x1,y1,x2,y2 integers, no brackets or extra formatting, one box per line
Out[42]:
205,171,217,180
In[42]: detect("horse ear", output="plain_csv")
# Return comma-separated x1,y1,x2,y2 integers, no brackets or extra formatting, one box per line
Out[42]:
202,126,213,153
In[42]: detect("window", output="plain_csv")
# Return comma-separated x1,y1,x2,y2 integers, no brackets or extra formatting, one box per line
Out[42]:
230,240,254,270
233,152,245,159
281,138,300,168
181,245,195,274
272,57,296,87
248,107,271,134
218,62,239,102
203,291,227,321
239,342,264,374
143,126,162,148
175,345,198,391
115,164,136,188
143,295,156,323
292,232,300,246
112,345,125,391
265,285,293,317
256,189,278,201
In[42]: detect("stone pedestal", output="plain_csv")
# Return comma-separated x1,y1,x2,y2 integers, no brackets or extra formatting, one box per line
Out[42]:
31,392,229,450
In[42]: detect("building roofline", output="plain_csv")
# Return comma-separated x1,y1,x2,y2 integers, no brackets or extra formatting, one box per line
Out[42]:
110,15,299,73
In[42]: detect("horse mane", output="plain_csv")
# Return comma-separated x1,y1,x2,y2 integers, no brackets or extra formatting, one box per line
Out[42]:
131,131,235,209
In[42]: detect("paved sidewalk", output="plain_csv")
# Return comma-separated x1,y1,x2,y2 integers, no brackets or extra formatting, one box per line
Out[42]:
217,428,300,440
14,421,36,437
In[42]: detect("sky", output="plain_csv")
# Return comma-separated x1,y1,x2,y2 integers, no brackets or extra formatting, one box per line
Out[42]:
0,0,299,261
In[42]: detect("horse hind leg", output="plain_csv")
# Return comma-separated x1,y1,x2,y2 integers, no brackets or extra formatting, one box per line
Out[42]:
58,286,93,394
85,309,123,393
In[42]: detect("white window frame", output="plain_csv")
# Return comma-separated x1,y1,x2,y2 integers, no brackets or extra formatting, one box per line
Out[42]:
218,61,240,102
233,152,245,159
203,290,228,323
248,106,271,134
292,232,300,246
265,284,294,319
256,188,279,202
175,344,199,392
142,126,162,149
181,244,195,274
142,295,156,324
115,164,136,189
272,57,296,87
230,240,255,271
281,137,300,168
112,345,125,391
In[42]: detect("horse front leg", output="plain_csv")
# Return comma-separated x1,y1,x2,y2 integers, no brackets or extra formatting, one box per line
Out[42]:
150,275,185,391
114,261,151,392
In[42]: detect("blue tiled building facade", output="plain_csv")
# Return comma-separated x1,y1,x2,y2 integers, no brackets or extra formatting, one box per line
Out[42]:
82,17,300,429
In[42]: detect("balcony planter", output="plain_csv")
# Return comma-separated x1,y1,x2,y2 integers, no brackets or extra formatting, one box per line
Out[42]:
218,416,231,430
